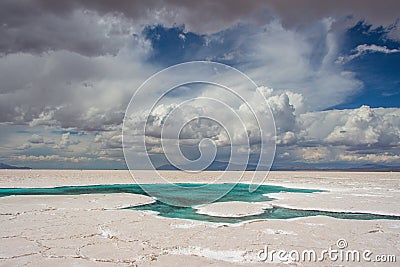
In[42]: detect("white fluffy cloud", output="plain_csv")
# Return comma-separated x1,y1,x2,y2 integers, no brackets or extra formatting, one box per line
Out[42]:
94,131,123,149
336,44,400,64
28,134,44,144
0,47,154,130
337,153,400,163
57,132,80,149
300,106,400,148
11,154,93,163
324,106,399,147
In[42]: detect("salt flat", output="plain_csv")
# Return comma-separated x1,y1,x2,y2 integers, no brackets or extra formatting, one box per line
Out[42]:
195,201,274,218
0,170,399,266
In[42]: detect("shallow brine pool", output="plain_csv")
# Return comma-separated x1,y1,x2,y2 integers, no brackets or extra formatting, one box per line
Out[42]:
0,183,398,223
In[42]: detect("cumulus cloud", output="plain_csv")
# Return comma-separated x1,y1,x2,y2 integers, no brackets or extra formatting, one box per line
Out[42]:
29,109,60,127
28,134,44,144
276,131,297,146
11,154,93,163
58,132,80,148
300,106,400,149
300,147,332,162
16,143,32,150
263,89,296,133
336,44,400,64
0,47,154,130
94,131,123,149
267,105,398,166
324,106,399,147
131,101,253,150
337,152,400,163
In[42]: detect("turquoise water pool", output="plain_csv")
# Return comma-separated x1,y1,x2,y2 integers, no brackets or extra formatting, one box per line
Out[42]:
0,183,398,223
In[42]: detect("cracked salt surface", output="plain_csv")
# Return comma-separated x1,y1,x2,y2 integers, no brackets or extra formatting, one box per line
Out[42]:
167,246,260,263
195,201,273,218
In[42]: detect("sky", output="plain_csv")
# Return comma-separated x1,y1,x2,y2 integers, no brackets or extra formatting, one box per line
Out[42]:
0,0,399,170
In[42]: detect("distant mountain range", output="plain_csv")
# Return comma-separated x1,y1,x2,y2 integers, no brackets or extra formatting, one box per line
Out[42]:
157,161,400,171
344,163,400,172
0,161,397,171
157,160,259,171
0,162,31,169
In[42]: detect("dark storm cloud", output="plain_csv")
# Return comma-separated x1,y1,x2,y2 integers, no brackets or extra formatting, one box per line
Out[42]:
1,0,399,56
0,49,154,130
34,0,400,31
0,0,134,56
